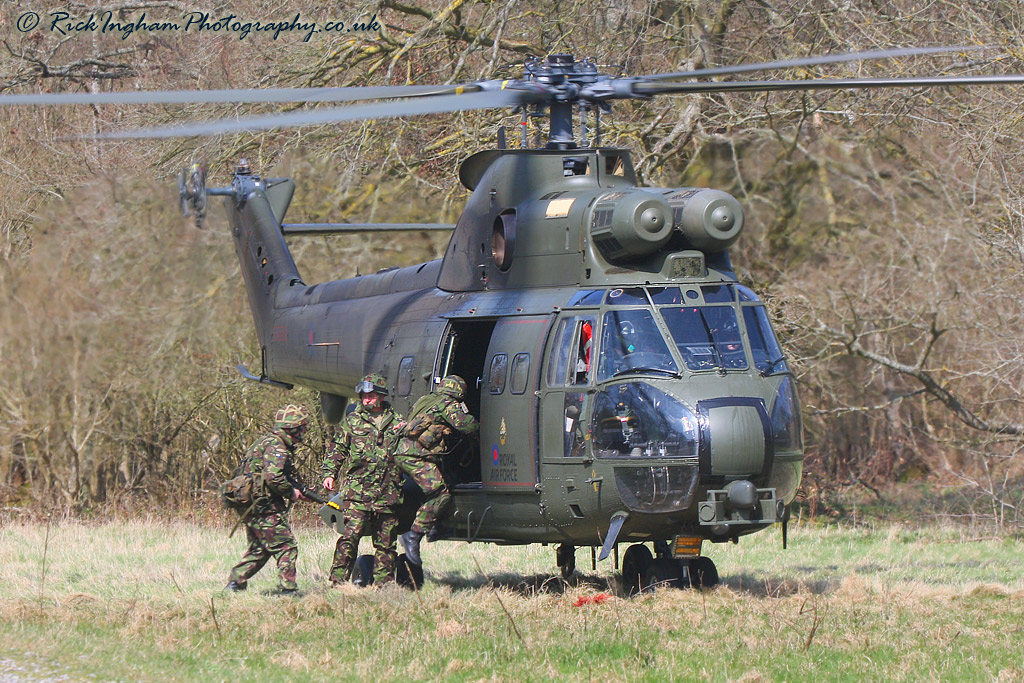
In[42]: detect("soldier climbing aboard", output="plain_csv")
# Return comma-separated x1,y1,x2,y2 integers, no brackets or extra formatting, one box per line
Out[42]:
398,374,479,566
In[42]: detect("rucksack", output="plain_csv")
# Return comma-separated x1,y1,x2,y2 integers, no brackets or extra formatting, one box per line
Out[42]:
221,473,258,511
220,456,265,513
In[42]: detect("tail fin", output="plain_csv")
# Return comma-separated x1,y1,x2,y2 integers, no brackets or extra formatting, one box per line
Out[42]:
225,171,303,354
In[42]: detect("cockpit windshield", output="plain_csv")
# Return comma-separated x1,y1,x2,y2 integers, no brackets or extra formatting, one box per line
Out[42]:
660,306,747,370
597,309,678,381
743,305,788,374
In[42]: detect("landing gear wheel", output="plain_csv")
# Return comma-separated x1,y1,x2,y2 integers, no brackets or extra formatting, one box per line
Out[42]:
556,543,576,579
621,544,653,596
396,553,424,590
642,558,685,591
687,556,719,588
352,554,375,587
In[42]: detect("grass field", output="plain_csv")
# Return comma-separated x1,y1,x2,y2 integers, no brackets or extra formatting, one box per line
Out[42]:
1,516,1022,681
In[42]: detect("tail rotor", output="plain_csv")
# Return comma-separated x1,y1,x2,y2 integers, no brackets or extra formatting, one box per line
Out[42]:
178,161,208,228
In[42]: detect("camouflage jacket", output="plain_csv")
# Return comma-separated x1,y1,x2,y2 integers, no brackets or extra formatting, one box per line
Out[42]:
322,405,404,509
241,428,298,516
397,392,479,463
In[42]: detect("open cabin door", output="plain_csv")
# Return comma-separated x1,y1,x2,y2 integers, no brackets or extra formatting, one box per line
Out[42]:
435,319,494,486
476,316,550,492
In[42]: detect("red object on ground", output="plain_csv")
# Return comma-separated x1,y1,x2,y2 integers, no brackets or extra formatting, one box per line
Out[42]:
573,592,611,607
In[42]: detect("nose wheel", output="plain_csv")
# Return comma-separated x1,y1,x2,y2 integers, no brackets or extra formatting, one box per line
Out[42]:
621,544,653,595
620,543,720,594
686,555,719,588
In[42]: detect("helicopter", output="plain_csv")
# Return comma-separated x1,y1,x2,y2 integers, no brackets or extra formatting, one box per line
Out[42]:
9,47,1024,593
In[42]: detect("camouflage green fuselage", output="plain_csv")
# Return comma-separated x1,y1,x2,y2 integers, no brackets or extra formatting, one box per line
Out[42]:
228,148,802,549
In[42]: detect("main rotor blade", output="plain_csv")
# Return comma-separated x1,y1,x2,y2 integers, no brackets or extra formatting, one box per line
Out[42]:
633,73,1024,97
282,223,455,234
0,84,475,107
637,45,983,82
94,85,539,139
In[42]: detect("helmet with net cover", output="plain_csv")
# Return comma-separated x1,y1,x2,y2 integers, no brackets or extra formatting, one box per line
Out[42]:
438,375,467,399
275,404,310,430
354,373,389,396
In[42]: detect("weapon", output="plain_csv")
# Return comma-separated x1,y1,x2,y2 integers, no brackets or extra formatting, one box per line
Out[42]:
285,460,327,504
292,483,327,505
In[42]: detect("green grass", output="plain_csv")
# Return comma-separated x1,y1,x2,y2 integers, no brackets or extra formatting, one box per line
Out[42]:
1,518,1022,681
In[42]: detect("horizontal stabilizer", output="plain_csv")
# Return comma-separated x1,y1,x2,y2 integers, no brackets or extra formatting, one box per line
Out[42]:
237,364,294,390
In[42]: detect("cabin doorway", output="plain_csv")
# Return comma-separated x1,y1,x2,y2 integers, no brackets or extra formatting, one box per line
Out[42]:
435,319,495,486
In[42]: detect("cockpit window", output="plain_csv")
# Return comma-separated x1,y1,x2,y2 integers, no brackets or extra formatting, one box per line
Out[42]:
736,285,759,302
660,306,747,371
547,315,596,387
605,288,649,305
701,285,734,303
567,289,603,306
591,382,699,458
649,287,682,305
597,309,678,381
743,306,788,374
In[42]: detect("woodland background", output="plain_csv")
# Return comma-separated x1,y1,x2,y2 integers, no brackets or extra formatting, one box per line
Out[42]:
0,0,1021,521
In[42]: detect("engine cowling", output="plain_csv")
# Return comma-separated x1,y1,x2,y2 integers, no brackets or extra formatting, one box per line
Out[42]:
590,188,744,262
667,188,744,253
590,190,674,262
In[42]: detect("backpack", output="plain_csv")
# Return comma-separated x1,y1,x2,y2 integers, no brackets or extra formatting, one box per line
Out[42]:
404,392,447,442
220,455,265,513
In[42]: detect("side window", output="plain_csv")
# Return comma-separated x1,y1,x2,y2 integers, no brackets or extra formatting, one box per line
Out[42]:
397,356,414,396
488,353,508,394
546,319,573,386
546,315,596,388
571,318,595,386
510,353,531,394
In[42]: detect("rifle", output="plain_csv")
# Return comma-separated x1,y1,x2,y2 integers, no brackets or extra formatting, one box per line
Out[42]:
291,481,327,505
285,460,327,504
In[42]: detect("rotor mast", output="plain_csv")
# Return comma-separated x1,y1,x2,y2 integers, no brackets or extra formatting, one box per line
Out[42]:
523,54,605,150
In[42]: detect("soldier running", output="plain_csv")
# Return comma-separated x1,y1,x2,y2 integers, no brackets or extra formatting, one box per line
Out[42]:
321,373,405,586
398,374,479,566
226,404,312,595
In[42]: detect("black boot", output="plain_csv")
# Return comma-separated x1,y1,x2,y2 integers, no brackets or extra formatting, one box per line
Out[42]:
400,530,425,565
225,580,247,592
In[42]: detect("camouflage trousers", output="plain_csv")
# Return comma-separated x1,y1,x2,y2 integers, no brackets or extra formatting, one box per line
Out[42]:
396,454,450,535
330,505,398,585
228,512,298,591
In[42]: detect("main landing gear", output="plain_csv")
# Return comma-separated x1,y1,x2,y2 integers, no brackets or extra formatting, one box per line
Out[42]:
619,542,719,595
556,543,576,579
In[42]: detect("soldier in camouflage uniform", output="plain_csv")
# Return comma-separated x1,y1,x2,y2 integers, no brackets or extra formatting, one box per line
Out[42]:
226,404,312,595
321,373,405,586
398,375,479,565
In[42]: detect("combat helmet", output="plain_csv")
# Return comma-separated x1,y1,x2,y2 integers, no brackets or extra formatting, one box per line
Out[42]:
275,404,311,430
355,373,389,396
438,375,467,399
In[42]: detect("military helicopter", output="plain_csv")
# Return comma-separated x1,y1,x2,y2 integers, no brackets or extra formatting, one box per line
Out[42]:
10,47,1024,593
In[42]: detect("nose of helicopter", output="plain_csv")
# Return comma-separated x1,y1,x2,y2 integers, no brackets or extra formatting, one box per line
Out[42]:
700,399,768,478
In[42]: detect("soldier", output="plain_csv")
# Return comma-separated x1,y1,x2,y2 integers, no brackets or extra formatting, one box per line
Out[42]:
321,373,405,586
226,404,311,595
398,374,479,566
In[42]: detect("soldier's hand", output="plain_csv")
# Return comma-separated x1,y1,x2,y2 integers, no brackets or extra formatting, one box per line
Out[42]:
293,488,307,501
322,476,335,491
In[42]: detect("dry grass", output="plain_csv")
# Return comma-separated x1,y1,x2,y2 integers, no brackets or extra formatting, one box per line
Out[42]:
0,518,1022,680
